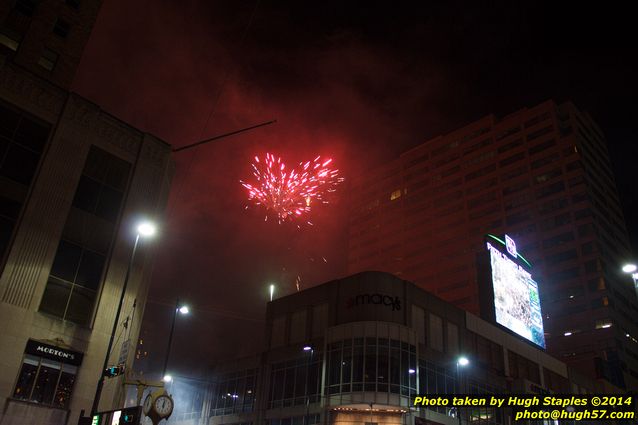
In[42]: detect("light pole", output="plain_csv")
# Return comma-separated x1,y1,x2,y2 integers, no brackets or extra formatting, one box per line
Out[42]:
303,345,313,425
456,356,469,425
90,221,157,416
162,299,190,381
622,264,638,300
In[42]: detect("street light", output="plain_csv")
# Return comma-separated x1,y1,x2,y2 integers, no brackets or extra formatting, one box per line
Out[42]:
622,264,637,273
90,221,157,415
162,299,190,378
269,284,275,302
302,345,314,425
456,356,470,425
622,263,638,300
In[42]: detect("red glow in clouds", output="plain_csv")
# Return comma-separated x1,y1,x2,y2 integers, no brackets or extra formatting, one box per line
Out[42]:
241,153,344,224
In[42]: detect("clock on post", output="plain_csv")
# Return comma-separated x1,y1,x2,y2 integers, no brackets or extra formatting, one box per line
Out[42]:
143,388,174,424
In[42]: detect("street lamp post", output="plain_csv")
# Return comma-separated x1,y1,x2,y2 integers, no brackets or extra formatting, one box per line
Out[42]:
90,221,157,416
162,299,189,381
303,345,314,425
622,264,638,300
456,356,469,425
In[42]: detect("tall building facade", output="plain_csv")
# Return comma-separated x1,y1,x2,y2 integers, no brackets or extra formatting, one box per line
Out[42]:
0,1,174,424
347,100,638,390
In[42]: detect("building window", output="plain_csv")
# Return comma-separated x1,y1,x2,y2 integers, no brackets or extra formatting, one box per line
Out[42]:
71,147,130,222
211,369,257,415
534,168,562,184
508,350,540,384
531,153,560,170
495,126,521,142
39,146,130,325
289,310,306,344
53,19,70,38
499,151,525,168
0,196,21,254
497,135,521,156
0,103,49,184
526,125,553,142
536,182,565,199
428,313,443,351
12,340,82,408
271,316,285,347
13,356,76,407
446,322,459,354
39,239,106,324
390,189,402,201
38,48,58,71
269,352,321,409
324,338,416,397
0,28,22,51
14,0,37,16
0,102,50,258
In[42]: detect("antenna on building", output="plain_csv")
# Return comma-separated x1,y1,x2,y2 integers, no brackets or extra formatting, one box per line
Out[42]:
172,120,277,153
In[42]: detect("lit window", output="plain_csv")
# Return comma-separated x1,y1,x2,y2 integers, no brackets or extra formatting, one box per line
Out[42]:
13,340,82,408
390,189,401,200
38,48,58,71
595,319,612,329
0,28,21,51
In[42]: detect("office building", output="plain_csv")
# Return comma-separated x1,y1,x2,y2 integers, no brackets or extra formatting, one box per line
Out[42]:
346,101,638,389
0,1,174,424
173,271,621,425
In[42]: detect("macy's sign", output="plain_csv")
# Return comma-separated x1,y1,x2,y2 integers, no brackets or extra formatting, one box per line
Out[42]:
346,293,401,311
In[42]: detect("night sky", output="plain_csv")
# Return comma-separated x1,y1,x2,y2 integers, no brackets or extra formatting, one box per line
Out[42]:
72,1,638,379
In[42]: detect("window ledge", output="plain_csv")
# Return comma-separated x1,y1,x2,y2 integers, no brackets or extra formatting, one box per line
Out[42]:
6,397,70,412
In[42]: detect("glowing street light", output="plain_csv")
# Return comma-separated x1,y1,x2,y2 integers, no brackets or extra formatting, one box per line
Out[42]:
456,356,470,425
137,221,157,237
163,374,173,383
622,263,638,300
269,284,275,302
622,264,637,274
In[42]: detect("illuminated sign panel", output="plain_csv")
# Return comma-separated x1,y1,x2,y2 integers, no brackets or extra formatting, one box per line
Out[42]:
486,240,545,348
505,234,517,258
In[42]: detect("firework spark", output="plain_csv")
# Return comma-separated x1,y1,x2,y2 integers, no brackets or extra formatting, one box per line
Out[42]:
241,153,344,223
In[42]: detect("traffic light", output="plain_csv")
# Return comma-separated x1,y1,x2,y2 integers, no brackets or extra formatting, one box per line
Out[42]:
103,364,125,378
118,406,141,425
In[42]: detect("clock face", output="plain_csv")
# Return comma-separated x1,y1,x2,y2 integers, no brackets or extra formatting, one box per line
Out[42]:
143,394,153,414
154,395,174,417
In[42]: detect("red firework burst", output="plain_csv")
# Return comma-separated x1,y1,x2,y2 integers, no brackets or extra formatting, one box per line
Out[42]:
241,153,344,223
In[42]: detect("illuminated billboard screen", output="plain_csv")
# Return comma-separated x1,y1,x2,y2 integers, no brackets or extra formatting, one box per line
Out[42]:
486,240,545,348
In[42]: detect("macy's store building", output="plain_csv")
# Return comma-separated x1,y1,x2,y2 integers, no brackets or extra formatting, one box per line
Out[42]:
183,272,609,425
